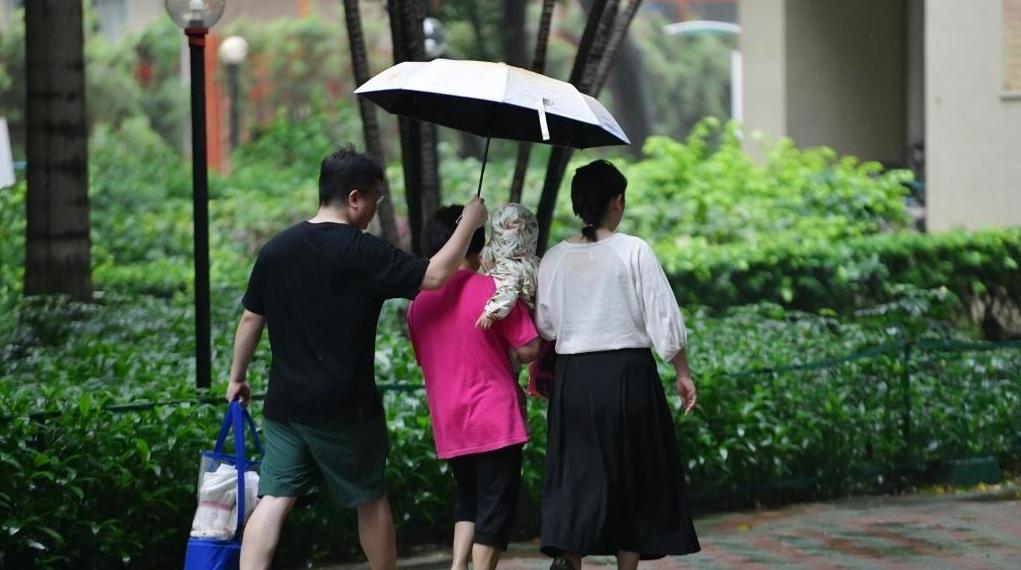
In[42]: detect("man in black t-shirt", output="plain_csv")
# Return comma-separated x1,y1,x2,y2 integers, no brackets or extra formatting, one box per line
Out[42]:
224,148,487,570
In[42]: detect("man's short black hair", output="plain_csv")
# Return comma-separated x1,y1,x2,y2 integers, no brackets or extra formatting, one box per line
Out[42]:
319,146,384,206
422,205,485,258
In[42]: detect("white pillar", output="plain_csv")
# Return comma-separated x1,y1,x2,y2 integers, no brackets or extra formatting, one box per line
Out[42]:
730,50,744,125
0,118,14,189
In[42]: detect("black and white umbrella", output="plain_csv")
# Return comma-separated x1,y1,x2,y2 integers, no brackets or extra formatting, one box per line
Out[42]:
355,59,629,195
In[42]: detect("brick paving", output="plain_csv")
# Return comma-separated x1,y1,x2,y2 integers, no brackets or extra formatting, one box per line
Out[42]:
323,483,1021,569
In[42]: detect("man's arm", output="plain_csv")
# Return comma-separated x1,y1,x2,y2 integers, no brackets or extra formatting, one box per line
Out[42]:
225,309,266,406
421,197,488,291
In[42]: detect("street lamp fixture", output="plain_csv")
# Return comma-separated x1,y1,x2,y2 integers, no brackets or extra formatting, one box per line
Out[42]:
218,35,249,65
423,17,447,61
664,19,743,125
165,0,226,29
165,0,226,390
218,36,249,151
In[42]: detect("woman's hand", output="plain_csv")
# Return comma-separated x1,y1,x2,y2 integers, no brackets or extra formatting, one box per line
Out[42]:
676,373,697,415
670,349,697,415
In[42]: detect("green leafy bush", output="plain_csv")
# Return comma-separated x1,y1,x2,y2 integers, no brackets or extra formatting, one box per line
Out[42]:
622,120,912,250
580,120,1021,323
0,181,26,313
0,8,188,158
4,79,1019,568
0,398,222,568
664,226,1021,315
230,101,363,179
2,292,1019,568
674,304,1021,506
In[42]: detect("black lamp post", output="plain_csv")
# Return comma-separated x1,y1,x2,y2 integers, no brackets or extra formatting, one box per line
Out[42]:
218,35,249,152
165,0,226,390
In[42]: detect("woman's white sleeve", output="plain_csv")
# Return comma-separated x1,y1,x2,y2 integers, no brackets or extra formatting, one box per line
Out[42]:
634,240,687,361
535,260,557,341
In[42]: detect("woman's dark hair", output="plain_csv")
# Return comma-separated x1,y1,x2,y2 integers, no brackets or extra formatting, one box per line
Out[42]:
422,205,486,258
571,159,627,242
318,146,384,206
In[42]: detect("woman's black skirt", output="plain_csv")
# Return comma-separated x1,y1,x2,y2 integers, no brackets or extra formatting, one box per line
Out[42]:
540,348,700,559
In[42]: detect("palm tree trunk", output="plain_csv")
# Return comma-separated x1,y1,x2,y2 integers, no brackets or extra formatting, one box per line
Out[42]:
595,0,649,157
604,32,653,157
576,0,619,91
593,0,643,93
509,0,556,204
467,0,491,61
502,0,528,68
536,0,618,254
24,0,91,301
343,0,400,246
388,0,439,254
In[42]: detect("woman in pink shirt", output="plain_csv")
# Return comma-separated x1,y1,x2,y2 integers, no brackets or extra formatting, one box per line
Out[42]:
407,205,540,570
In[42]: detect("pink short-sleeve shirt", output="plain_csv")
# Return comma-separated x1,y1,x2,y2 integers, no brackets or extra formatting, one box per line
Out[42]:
407,270,538,459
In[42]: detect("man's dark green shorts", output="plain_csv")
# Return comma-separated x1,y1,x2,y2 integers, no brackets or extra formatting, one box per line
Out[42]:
259,414,389,508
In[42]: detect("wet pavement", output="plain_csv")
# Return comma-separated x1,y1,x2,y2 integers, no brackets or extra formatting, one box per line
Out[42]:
323,482,1021,569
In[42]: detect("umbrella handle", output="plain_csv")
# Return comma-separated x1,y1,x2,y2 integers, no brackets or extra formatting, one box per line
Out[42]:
476,135,492,198
475,103,497,199
456,135,490,226
456,134,490,225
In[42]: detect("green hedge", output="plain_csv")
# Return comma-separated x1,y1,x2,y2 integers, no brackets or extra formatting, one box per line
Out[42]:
663,227,1021,316
3,108,1019,568
3,296,1019,569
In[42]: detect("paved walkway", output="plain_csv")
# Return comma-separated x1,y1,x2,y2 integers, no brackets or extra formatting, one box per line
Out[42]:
325,483,1021,569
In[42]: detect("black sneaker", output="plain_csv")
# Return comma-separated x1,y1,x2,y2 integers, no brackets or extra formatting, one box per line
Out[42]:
550,556,572,570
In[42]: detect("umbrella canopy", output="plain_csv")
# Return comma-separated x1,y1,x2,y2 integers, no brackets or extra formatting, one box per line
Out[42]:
354,59,629,149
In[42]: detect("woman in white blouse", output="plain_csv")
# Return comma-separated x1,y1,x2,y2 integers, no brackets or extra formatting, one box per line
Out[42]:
535,160,700,570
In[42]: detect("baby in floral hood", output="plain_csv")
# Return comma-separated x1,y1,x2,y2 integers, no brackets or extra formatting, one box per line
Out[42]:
475,203,541,330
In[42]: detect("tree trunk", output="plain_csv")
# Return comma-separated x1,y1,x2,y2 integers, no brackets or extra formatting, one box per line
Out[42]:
535,0,645,253
457,131,486,160
502,0,528,67
467,0,491,61
596,0,649,157
344,0,401,246
388,0,440,254
592,0,643,93
605,35,653,157
509,0,556,204
24,0,92,301
535,0,617,254
576,0,619,91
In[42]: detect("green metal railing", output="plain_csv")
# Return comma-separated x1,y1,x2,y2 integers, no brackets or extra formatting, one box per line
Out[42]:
5,339,1020,424
688,338,1021,503
3,338,1019,505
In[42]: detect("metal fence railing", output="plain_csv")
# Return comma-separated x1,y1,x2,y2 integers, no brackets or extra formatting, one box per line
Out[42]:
5,339,1020,502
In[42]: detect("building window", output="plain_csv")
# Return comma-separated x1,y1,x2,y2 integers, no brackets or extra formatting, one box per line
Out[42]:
1004,0,1021,97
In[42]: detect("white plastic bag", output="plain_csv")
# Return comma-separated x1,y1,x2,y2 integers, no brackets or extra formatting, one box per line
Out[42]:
190,463,260,539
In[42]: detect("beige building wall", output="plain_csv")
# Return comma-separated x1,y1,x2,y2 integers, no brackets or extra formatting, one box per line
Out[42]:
784,0,907,165
738,0,786,160
926,0,1021,231
0,0,14,28
125,1,163,34
740,0,907,165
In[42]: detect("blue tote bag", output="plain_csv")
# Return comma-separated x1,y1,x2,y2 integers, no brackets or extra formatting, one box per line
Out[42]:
183,401,264,570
